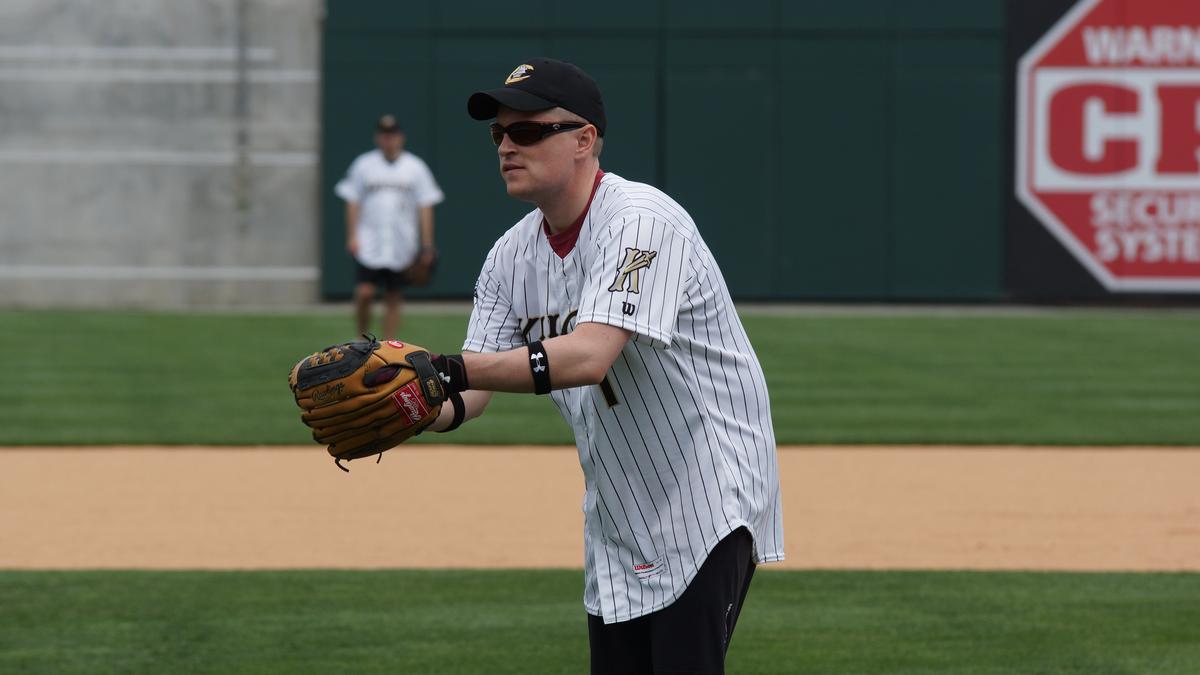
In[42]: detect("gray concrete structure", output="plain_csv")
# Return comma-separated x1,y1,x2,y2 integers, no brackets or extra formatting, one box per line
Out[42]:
0,0,323,308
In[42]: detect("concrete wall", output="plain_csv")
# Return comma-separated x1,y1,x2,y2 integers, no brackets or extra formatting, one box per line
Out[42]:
0,0,323,308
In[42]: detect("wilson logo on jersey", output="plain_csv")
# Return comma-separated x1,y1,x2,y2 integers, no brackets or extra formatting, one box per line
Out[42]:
632,555,667,583
505,64,534,85
607,248,657,294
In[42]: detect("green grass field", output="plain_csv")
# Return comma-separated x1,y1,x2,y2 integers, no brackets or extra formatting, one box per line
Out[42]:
3,308,1199,445
1,570,1198,674
4,307,1199,673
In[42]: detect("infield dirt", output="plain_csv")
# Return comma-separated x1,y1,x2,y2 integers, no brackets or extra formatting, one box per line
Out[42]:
2,446,1197,570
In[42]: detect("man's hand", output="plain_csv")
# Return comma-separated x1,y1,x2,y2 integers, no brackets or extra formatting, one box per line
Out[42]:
407,246,438,286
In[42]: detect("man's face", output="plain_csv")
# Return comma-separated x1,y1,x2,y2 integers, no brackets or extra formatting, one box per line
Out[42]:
376,131,405,158
494,106,585,203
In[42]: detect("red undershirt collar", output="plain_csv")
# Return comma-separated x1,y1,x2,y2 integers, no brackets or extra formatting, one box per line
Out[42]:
544,169,605,258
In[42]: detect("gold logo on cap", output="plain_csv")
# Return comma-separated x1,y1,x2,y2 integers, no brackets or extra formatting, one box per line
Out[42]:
505,64,534,85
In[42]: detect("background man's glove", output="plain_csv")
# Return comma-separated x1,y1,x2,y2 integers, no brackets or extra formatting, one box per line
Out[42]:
405,247,438,286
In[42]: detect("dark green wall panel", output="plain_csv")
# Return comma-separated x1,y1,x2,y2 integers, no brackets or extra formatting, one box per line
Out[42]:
665,40,775,297
433,1,546,30
891,38,1003,298
896,0,1005,30
776,39,892,298
324,2,434,30
779,1,895,30
551,2,660,29
665,0,775,29
321,1,1007,301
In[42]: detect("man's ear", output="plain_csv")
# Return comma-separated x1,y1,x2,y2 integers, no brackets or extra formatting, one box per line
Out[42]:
577,125,598,156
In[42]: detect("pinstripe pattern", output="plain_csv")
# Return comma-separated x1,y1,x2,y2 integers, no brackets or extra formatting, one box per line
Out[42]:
464,173,784,624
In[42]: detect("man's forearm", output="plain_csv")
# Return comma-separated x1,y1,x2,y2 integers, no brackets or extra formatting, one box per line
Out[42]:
419,206,435,248
459,323,630,393
427,389,492,432
345,203,359,238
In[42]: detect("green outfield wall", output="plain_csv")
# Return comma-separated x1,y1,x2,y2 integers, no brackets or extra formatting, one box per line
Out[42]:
321,1,1006,301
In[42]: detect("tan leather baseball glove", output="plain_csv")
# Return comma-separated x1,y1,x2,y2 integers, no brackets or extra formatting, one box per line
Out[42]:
288,336,446,471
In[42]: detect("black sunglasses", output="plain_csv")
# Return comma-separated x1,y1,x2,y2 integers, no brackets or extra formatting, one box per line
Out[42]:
489,121,588,146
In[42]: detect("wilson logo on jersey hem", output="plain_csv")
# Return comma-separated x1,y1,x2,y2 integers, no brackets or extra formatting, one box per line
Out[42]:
632,555,667,583
390,380,430,424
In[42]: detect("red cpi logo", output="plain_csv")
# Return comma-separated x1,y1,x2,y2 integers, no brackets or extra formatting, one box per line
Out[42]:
386,340,405,349
1016,0,1200,291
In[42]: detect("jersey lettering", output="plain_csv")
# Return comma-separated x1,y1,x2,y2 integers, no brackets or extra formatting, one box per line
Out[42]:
520,309,578,343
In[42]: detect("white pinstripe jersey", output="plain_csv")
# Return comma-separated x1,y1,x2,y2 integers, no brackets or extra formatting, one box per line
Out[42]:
463,171,784,624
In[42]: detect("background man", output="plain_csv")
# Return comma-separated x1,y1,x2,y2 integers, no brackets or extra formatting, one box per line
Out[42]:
424,58,784,674
335,114,444,338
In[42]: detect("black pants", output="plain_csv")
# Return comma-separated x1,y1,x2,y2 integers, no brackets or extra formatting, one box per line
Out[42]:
354,261,409,291
588,527,756,675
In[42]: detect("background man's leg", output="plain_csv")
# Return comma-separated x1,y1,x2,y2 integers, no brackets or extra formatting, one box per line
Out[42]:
382,288,404,339
353,282,376,336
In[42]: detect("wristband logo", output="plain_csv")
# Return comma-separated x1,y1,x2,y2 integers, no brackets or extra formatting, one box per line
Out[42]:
530,351,547,373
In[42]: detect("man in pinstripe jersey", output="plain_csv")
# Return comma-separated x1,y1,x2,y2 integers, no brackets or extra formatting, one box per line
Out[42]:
423,58,784,674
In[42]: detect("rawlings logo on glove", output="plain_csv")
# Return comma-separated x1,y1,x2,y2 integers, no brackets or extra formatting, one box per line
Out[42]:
288,336,446,471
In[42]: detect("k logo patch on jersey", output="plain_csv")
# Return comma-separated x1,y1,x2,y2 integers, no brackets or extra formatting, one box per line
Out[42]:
608,248,657,294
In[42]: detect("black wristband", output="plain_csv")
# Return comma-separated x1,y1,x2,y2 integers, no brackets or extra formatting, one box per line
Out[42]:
431,354,469,394
436,391,466,433
527,340,551,395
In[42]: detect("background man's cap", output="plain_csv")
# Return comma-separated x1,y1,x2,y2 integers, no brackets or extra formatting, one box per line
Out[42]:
376,114,402,133
467,58,606,136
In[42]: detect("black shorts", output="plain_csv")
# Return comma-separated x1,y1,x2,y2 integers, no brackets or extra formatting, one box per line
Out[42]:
587,527,756,675
354,262,409,291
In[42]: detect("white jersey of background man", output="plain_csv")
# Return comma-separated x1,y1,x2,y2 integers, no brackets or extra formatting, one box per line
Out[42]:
335,149,444,271
464,170,784,624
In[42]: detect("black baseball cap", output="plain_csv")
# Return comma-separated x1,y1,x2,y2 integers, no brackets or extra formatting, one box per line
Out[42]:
467,58,606,136
376,114,402,133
